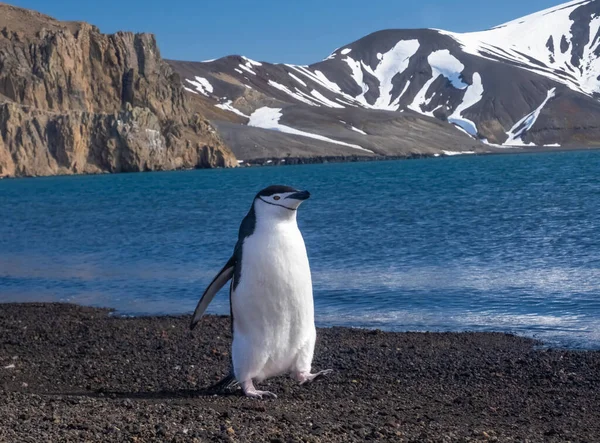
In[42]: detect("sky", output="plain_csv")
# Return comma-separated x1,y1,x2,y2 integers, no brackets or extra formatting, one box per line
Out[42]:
10,0,570,65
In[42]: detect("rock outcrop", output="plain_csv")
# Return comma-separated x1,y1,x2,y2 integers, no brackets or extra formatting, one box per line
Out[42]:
0,3,236,178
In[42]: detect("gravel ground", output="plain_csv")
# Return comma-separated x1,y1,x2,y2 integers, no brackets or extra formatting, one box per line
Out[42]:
1,303,599,442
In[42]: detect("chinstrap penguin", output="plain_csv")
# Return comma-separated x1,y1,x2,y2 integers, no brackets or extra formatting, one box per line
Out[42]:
190,185,332,398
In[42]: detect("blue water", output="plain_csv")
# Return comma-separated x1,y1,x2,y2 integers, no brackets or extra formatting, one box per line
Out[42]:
1,151,599,349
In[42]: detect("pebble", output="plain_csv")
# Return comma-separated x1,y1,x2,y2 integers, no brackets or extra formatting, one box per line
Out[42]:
0,304,598,442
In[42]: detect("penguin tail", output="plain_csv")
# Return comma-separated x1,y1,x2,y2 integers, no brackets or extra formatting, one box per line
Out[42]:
206,372,238,393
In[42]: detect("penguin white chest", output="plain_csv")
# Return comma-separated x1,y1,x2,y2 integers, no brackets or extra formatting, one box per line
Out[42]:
231,221,315,380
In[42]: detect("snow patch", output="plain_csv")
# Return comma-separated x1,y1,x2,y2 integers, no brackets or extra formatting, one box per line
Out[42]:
248,107,373,152
436,1,598,96
295,89,327,106
215,100,250,118
238,57,262,76
343,57,371,106
288,72,307,87
442,150,476,156
336,97,359,107
448,72,484,136
184,76,214,97
387,80,412,110
313,70,343,92
268,80,321,106
288,66,337,92
372,40,420,110
288,65,364,107
310,90,345,108
238,64,256,75
480,139,506,148
241,56,262,66
451,124,474,137
505,88,557,146
427,50,467,90
580,15,600,95
341,48,352,55
340,120,367,135
407,77,438,116
361,61,377,78
408,50,467,114
323,48,340,61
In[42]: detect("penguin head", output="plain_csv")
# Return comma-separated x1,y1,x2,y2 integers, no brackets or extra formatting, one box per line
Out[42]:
254,185,310,216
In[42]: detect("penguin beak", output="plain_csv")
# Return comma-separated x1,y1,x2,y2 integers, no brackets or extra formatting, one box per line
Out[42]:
286,190,310,201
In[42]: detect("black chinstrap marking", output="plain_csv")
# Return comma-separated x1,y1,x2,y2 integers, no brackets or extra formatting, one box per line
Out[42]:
258,197,298,211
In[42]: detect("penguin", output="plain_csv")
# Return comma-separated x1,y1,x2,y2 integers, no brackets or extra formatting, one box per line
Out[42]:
190,185,332,398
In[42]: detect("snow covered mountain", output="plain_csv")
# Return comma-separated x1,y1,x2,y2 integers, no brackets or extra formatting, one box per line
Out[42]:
168,0,600,161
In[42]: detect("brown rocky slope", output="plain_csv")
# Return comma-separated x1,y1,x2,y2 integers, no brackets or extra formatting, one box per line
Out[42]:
0,3,237,178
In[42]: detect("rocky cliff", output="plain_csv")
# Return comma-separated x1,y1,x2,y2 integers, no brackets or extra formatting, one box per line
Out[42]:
0,3,237,178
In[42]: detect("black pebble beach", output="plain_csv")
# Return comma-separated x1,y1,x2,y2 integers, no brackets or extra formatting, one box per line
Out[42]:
1,303,599,442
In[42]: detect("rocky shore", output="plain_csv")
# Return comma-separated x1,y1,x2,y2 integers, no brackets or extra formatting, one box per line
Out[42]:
1,303,599,442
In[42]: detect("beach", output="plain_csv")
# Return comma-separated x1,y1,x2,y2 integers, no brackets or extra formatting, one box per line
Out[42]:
1,303,599,442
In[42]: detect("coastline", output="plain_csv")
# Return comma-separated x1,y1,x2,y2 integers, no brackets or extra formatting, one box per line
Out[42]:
238,145,600,167
1,303,599,442
3,145,600,179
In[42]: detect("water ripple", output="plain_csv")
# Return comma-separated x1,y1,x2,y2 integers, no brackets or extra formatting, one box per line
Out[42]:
1,150,599,349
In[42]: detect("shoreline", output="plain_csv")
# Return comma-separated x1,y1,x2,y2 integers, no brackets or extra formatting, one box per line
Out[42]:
239,144,600,167
2,145,600,180
1,302,599,442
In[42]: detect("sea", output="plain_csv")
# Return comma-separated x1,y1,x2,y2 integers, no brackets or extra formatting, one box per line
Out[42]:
1,150,599,349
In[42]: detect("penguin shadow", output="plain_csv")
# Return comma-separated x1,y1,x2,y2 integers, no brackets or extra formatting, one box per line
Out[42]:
50,385,242,400
98,387,241,400
49,375,329,400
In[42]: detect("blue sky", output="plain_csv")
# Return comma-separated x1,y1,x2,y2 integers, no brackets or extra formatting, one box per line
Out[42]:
11,0,566,64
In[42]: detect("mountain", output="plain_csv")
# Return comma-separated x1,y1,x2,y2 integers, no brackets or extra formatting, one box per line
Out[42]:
168,0,600,162
0,3,236,178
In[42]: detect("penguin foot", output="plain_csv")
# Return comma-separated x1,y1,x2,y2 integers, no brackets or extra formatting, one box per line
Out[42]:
241,380,277,399
295,369,333,385
244,389,277,399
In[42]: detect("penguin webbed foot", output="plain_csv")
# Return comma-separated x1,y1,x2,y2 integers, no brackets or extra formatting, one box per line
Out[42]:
244,389,278,399
295,368,333,385
241,380,277,399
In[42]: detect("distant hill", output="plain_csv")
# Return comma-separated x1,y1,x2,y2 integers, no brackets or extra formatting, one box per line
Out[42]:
169,0,600,162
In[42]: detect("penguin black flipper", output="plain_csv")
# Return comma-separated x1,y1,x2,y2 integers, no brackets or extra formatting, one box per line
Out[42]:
190,255,236,330
190,198,255,331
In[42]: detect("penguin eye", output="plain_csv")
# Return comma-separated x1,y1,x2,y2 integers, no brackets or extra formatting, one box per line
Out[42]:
273,195,281,201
